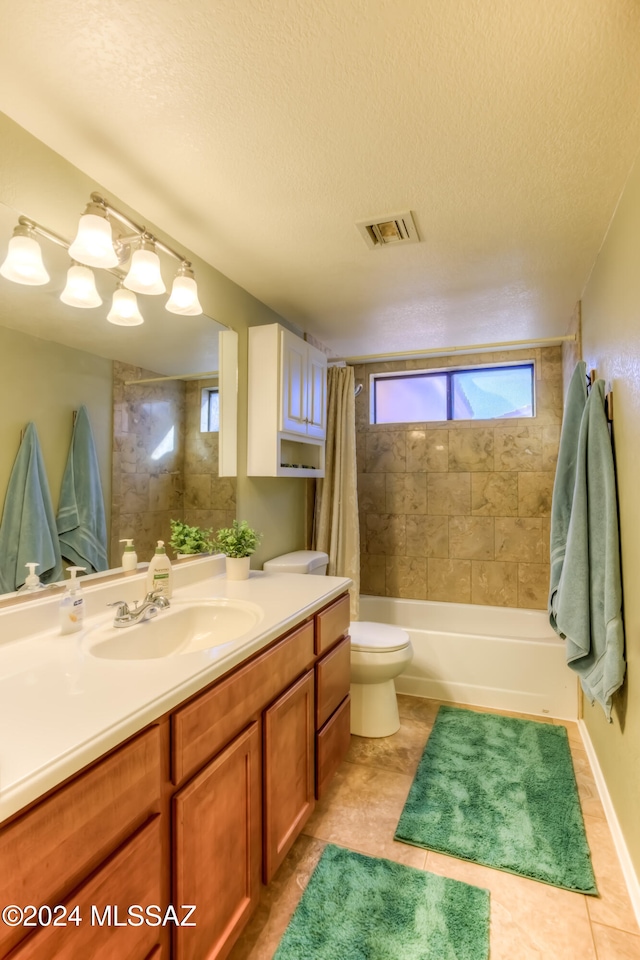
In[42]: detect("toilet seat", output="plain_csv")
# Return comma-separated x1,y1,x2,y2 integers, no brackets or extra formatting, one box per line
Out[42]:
349,621,410,654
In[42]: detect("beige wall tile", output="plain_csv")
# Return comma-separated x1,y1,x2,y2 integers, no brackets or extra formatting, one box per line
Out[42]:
210,477,237,511
355,351,558,610
184,474,212,510
517,563,549,609
449,516,495,560
358,473,386,514
535,379,563,423
428,558,471,602
365,514,406,555
406,429,448,472
386,556,427,599
518,472,554,517
385,473,427,514
495,517,544,562
360,554,386,595
406,515,449,558
121,474,149,513
472,560,518,606
494,425,543,471
542,425,561,471
428,473,471,515
365,431,406,472
471,472,518,516
541,517,550,563
448,428,494,472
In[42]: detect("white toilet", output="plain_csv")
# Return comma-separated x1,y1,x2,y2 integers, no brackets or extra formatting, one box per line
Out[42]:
262,551,413,738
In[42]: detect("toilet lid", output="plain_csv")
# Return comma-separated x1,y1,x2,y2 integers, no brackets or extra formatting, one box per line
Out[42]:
349,621,410,653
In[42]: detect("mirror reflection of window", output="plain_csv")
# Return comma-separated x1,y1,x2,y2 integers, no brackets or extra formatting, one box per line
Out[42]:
201,387,220,433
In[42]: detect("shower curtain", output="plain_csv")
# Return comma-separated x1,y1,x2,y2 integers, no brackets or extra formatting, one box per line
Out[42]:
312,365,360,620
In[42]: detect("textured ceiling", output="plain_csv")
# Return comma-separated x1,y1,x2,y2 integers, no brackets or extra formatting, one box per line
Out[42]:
1,0,640,357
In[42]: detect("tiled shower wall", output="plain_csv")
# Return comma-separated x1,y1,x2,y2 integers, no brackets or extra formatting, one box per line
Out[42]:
354,346,563,609
111,363,236,565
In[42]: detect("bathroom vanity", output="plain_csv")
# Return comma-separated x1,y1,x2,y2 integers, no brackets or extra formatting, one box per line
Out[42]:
0,560,351,960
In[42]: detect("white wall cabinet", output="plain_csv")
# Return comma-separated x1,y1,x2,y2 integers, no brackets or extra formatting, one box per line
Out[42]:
248,323,327,477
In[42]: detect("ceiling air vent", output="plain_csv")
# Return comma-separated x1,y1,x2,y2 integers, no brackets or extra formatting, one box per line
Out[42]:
356,211,419,249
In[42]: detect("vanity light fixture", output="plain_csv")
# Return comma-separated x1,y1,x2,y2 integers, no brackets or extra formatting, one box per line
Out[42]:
166,263,203,315
123,237,166,295
0,192,203,320
60,263,103,308
0,219,50,286
107,285,144,326
68,199,119,269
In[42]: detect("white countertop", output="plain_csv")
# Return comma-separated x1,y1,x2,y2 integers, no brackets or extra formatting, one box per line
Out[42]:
0,558,351,823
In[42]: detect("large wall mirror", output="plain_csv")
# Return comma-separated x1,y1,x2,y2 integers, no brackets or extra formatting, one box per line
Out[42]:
0,198,238,597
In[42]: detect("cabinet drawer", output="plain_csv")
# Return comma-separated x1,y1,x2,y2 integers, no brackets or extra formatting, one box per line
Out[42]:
172,620,314,784
315,635,351,729
316,695,351,801
315,593,350,655
8,816,162,960
0,727,161,957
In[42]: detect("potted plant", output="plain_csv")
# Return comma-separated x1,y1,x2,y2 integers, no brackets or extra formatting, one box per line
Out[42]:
214,519,262,580
169,519,215,558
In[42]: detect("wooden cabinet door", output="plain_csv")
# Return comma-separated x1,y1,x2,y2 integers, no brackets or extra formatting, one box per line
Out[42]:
173,723,262,960
8,817,162,960
306,346,327,439
280,328,308,435
263,670,315,883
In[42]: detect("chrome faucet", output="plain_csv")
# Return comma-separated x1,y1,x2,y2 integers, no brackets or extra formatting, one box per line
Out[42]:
108,590,170,628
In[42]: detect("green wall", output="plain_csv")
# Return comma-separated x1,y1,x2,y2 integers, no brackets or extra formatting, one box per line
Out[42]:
581,151,640,880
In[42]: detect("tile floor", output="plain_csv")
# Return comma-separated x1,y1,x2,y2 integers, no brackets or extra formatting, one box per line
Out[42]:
229,696,640,960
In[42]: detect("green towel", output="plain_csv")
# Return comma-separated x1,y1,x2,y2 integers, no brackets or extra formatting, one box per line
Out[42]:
0,423,63,592
550,376,625,720
549,361,587,625
56,405,109,573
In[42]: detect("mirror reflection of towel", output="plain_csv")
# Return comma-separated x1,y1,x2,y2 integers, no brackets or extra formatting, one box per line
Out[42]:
56,405,109,573
0,423,63,592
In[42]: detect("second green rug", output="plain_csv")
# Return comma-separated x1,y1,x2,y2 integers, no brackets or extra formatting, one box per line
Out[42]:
395,706,597,894
273,843,489,960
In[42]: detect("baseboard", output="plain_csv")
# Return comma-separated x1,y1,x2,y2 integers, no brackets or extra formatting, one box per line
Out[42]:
579,719,640,926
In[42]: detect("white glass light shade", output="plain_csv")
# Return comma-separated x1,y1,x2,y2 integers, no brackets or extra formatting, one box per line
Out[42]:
123,247,166,295
0,234,50,285
60,265,102,308
165,275,203,315
69,214,119,268
107,287,144,326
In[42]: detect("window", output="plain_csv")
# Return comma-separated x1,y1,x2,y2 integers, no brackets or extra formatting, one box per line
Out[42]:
200,387,220,432
371,362,534,424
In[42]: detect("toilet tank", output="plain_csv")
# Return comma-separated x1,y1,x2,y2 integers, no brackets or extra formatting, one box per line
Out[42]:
263,550,329,575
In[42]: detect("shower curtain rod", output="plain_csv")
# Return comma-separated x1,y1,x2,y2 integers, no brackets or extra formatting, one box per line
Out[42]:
331,334,576,364
124,370,219,385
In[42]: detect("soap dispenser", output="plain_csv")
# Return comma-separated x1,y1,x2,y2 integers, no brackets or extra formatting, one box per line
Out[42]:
146,540,173,598
120,538,138,572
17,562,47,593
59,566,86,634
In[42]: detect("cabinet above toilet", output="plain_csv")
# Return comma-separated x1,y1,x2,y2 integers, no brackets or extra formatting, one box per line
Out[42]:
247,323,327,477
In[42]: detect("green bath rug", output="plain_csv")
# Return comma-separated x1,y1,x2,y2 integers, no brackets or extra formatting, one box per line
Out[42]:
395,706,597,894
273,844,489,960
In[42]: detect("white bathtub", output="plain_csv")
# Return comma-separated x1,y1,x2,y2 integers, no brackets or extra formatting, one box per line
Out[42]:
359,595,578,720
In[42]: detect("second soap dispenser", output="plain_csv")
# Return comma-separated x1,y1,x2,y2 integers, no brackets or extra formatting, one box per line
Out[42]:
146,540,173,599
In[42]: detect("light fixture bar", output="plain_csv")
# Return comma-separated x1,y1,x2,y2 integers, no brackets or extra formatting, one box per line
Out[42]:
17,216,69,251
90,192,192,268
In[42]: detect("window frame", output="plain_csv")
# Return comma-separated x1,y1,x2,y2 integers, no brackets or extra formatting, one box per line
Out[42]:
369,360,536,425
200,386,220,433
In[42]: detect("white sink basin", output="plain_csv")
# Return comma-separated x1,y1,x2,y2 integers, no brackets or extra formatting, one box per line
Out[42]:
87,599,263,660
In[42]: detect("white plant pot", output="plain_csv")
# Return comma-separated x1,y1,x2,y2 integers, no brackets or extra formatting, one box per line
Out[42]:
225,556,251,581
